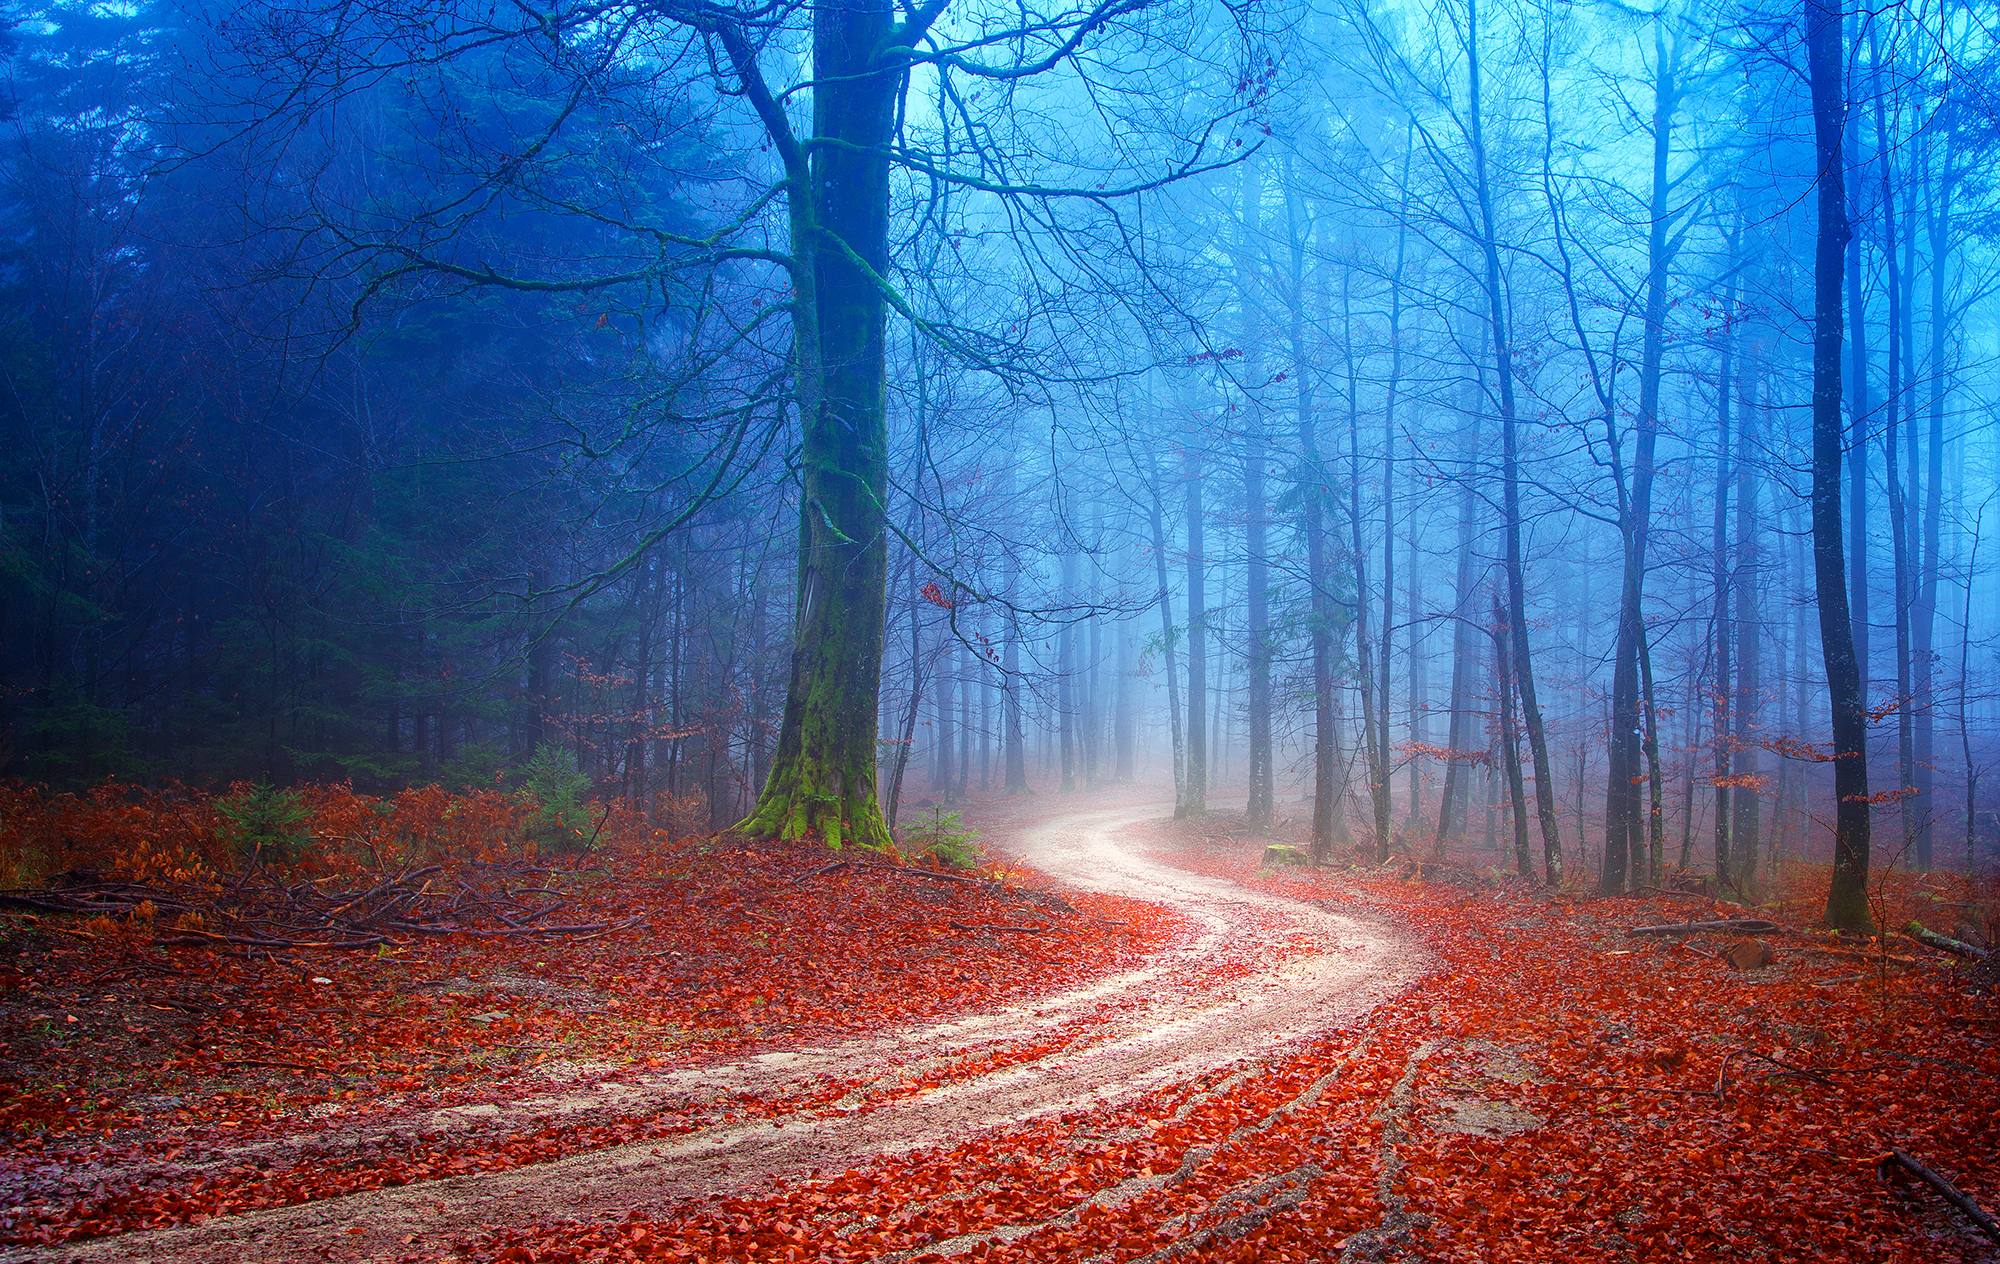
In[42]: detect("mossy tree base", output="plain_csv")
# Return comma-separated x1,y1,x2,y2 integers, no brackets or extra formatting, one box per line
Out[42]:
737,760,893,852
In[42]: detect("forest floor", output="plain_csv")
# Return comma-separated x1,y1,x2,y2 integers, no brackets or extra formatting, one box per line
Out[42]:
3,785,1998,1263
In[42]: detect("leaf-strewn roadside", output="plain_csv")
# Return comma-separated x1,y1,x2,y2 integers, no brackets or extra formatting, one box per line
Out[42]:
0,784,1181,1248
460,815,1999,1264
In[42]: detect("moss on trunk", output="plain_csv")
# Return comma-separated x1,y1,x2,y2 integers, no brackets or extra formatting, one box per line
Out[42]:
734,0,897,852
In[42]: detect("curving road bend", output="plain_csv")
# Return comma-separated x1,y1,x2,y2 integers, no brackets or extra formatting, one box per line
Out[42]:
39,801,1424,1263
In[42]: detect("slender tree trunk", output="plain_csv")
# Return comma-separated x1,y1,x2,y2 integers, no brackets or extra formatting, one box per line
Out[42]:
933,633,955,796
1406,523,1425,832
886,577,925,831
1711,275,1735,889
1961,505,1984,870
1732,358,1763,897
1236,161,1275,831
1468,0,1560,882
1877,52,1917,868
957,639,972,801
1914,141,1952,871
1601,25,1677,893
1143,445,1187,813
1185,447,1208,817
1004,608,1028,794
1809,0,1872,928
1378,165,1409,848
1059,553,1077,794
1497,595,1531,880
1209,577,1228,784
1114,607,1135,781
1085,595,1103,789
1282,178,1341,861
980,628,993,793
1345,272,1392,860
1846,20,1870,709
1639,616,1667,886
1435,479,1478,853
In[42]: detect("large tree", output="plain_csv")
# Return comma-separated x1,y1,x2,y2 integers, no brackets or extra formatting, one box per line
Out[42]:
192,0,1249,848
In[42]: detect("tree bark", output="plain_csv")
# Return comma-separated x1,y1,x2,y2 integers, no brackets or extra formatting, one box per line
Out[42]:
1710,253,1736,889
1808,0,1872,929
1184,446,1208,817
1059,552,1078,793
1467,0,1561,882
1435,433,1479,853
1732,356,1763,896
734,0,898,849
1845,16,1870,710
1496,594,1532,880
1914,136,1952,871
1285,178,1339,861
1344,271,1392,860
1142,444,1187,814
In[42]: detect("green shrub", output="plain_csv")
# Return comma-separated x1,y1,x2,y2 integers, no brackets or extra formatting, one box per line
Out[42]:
218,784,312,867
904,805,979,869
521,745,597,853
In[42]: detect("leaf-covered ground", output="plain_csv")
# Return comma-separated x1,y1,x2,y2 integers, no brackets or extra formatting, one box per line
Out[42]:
5,790,1998,1263
0,819,1179,1249
456,816,1999,1264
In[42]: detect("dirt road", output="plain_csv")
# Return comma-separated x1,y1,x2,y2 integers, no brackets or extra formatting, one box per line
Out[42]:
36,801,1422,1263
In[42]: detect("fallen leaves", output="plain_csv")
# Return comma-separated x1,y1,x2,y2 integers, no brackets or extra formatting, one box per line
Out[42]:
0,788,1183,1248
460,815,1997,1264
7,791,1997,1263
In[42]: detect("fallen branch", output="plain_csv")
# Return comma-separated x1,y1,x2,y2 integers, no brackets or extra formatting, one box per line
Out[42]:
1626,919,1784,938
1737,1047,1839,1087
1879,1150,2000,1245
1802,946,1921,966
860,862,983,885
1902,921,1990,961
950,921,1050,934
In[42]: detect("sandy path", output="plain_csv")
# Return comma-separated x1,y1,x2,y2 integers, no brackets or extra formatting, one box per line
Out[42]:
32,801,1422,1263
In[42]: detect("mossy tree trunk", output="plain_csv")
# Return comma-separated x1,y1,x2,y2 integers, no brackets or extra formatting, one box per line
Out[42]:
730,0,906,851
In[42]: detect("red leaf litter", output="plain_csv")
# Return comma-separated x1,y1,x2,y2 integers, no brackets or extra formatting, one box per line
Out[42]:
0,784,1179,1249
457,817,1998,1264
5,788,1998,1264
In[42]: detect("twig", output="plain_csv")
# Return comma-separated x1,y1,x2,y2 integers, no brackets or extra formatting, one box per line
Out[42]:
858,862,984,885
1879,1150,2000,1245
1737,1047,1840,1087
1715,1048,1742,1098
582,802,614,852
950,921,1050,934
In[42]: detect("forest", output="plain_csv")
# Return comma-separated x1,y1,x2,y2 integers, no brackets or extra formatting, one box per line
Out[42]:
3,0,2000,1258
8,0,2000,905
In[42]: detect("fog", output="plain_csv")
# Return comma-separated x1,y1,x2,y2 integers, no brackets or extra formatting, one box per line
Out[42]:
4,0,1996,912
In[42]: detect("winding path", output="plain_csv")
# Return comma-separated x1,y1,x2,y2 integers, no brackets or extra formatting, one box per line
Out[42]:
41,801,1423,1263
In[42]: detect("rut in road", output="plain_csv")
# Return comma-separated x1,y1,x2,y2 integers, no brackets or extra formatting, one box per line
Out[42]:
39,801,1424,1264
